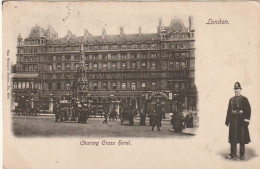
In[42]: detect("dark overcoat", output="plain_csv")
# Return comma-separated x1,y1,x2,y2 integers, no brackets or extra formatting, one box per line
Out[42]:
225,95,251,144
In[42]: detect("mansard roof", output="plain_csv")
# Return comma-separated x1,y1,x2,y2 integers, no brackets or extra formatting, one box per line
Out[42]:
26,25,58,39
167,18,186,33
48,33,160,45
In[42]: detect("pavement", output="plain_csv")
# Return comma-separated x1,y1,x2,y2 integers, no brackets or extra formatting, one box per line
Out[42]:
12,114,198,137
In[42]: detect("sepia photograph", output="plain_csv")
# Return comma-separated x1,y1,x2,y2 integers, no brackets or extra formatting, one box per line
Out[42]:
2,2,260,169
10,9,198,137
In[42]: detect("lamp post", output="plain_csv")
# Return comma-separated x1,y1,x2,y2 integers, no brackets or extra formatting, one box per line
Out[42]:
30,92,34,108
49,93,53,114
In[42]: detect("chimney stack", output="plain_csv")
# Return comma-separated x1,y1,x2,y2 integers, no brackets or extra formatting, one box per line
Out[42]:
102,28,106,38
189,16,194,30
138,26,142,35
120,27,124,35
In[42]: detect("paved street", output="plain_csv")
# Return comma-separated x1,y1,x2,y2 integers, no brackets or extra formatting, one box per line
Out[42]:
12,114,198,137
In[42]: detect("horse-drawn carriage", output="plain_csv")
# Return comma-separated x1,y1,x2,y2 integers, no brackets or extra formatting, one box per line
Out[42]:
120,108,136,126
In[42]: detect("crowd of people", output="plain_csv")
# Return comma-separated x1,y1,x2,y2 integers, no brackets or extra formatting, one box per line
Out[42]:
15,97,195,132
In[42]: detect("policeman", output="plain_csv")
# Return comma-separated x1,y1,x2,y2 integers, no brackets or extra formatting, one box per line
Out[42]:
225,82,251,160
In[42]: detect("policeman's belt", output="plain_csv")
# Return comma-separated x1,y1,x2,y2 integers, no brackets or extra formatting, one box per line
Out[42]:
231,110,243,114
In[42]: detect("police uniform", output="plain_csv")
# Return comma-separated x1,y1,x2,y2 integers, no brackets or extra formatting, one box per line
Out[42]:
225,82,251,160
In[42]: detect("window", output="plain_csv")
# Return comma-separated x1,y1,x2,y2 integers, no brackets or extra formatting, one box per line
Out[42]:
131,62,136,69
102,82,108,89
13,82,17,89
57,82,61,90
74,56,80,61
65,63,71,70
169,61,174,68
151,53,157,58
112,62,117,69
93,55,98,60
47,64,53,71
121,54,127,59
47,74,53,79
93,82,98,90
175,53,180,57
48,83,52,90
121,62,126,69
112,82,117,90
141,82,146,89
23,65,28,71
102,63,107,70
48,56,53,61
181,61,186,68
141,53,147,59
66,82,70,90
56,74,62,79
131,82,136,90
57,64,62,70
131,54,137,59
85,63,89,70
175,82,179,89
152,82,156,89
85,55,89,60
151,62,156,69
151,43,157,48
93,63,98,70
141,44,147,49
121,82,126,89
181,82,185,89
122,44,127,49
75,63,79,70
29,65,33,71
175,61,180,69
65,73,70,79
57,56,62,61
141,62,146,68
102,55,108,60
65,55,71,61
103,45,108,50
181,53,186,57
111,54,117,60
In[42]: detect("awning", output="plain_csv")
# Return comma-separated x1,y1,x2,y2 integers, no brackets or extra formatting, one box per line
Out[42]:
12,73,39,79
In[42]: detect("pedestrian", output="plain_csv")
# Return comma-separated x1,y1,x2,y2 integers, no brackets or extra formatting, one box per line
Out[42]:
225,82,251,160
129,109,134,126
173,111,183,132
151,110,160,131
54,103,59,122
103,109,108,124
139,110,146,126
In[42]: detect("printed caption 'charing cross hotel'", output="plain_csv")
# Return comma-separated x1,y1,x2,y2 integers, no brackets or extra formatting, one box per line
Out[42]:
12,16,197,113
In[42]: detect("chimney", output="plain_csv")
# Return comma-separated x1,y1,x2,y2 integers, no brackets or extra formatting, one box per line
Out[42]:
157,18,162,33
189,16,194,30
102,28,106,38
138,26,142,35
159,18,162,27
84,29,92,38
120,27,124,35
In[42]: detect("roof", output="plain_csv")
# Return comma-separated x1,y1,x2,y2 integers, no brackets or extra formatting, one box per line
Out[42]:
48,33,160,45
168,19,186,33
12,73,39,79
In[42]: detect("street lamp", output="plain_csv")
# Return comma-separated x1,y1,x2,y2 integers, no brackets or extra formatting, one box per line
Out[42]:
49,93,53,114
